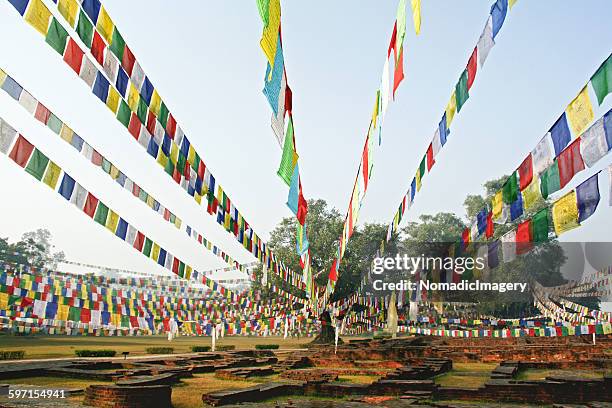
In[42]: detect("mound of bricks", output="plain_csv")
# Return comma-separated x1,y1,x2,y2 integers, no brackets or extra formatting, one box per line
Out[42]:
83,384,171,408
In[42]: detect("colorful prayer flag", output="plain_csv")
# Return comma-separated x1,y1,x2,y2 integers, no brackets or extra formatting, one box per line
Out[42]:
552,190,579,236
575,173,599,223
591,54,611,106
565,86,594,137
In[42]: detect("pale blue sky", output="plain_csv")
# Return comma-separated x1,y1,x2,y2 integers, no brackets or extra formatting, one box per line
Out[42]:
0,1,611,280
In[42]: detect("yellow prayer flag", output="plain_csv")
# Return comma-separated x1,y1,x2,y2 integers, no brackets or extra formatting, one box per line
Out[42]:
60,124,73,144
415,169,422,192
25,0,52,36
156,150,168,168
150,90,161,116
58,0,79,27
509,0,518,9
110,165,120,179
187,145,196,164
0,69,6,87
185,265,193,280
194,192,202,205
521,178,541,210
170,142,179,164
106,87,120,113
492,191,503,220
0,292,8,310
174,217,182,229
42,161,61,189
552,190,579,236
260,0,281,71
146,194,155,208
111,313,121,327
96,6,115,45
371,92,380,129
57,304,69,321
566,86,594,137
106,210,119,233
446,91,457,127
411,0,421,35
151,242,160,260
127,83,140,112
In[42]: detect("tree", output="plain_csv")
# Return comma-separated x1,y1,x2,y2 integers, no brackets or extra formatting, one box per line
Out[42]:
0,229,65,269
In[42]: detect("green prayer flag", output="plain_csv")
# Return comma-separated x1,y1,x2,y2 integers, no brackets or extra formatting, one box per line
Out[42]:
46,18,69,55
143,238,153,256
25,149,49,181
117,101,131,127
455,69,469,112
159,102,169,128
102,158,111,174
277,118,296,186
191,153,200,172
164,159,175,176
540,161,561,199
591,55,611,105
137,98,148,123
138,189,147,202
532,208,549,243
94,202,109,225
47,114,62,134
419,155,426,178
502,172,518,204
76,10,94,48
257,0,270,26
178,261,185,277
109,29,126,61
68,306,81,322
177,153,186,174
121,315,130,328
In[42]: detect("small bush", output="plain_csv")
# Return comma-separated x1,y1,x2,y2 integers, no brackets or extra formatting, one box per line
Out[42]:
255,344,279,350
0,350,25,360
191,346,211,352
215,345,235,351
74,350,117,357
145,347,174,354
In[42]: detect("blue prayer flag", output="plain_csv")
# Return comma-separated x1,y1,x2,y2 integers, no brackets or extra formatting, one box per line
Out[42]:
550,114,571,156
490,0,508,39
576,173,600,223
58,174,75,200
287,164,299,215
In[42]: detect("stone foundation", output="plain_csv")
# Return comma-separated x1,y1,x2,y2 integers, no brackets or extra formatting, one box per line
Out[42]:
83,384,171,408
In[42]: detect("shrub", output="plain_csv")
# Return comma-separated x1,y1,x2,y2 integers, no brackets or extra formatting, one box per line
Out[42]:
0,350,25,360
74,350,117,357
255,344,279,350
145,347,174,354
191,346,211,352
215,345,235,351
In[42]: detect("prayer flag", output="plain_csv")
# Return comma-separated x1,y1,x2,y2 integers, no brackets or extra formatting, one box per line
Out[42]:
591,54,611,105
260,0,280,70
277,122,297,186
550,114,571,156
410,0,421,35
396,0,407,53
500,229,516,263
76,10,94,48
552,191,579,236
25,0,52,36
539,160,560,199
455,70,469,112
532,136,554,176
45,18,68,55
63,38,84,74
393,46,405,97
532,208,549,243
287,164,299,215
477,16,495,67
96,6,114,45
446,91,457,127
490,0,508,39
515,219,533,255
25,148,49,180
557,138,584,188
8,0,28,15
580,116,609,167
518,154,533,190
488,240,500,269
467,47,478,90
575,173,599,223
566,86,594,137
502,172,518,204
426,143,434,170
0,119,17,154
510,192,523,221
521,178,541,211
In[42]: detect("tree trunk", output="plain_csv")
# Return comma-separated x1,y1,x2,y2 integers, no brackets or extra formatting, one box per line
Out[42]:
310,311,343,345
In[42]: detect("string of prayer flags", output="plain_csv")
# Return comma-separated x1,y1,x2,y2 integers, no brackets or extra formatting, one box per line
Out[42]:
0,119,244,302
5,0,308,292
385,0,514,243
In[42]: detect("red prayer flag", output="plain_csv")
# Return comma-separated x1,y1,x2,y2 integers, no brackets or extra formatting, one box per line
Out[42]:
172,257,180,274
297,186,308,225
121,45,136,76
467,47,478,90
462,227,470,246
285,86,293,114
128,113,141,139
362,143,369,191
329,259,338,282
393,46,405,98
63,38,84,74
34,103,51,124
83,193,99,218
172,168,181,184
198,161,205,180
80,308,91,324
91,32,105,65
486,212,494,238
518,154,533,191
388,22,397,59
133,231,145,251
558,138,585,188
516,219,533,255
426,143,435,171
166,113,177,138
146,111,157,135
9,135,34,167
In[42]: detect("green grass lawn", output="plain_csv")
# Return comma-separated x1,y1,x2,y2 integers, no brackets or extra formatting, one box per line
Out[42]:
434,362,498,389
516,368,607,381
0,334,313,359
